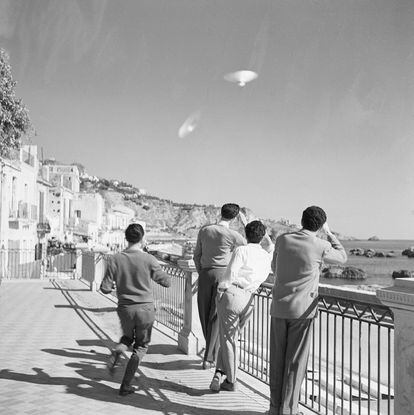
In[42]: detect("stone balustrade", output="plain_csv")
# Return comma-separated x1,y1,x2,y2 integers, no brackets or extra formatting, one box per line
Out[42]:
377,278,414,415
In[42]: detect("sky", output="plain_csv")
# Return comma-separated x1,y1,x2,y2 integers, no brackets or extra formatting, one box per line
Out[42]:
1,0,413,239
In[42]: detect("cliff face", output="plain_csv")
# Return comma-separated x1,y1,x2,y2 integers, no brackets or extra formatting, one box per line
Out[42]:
81,176,296,238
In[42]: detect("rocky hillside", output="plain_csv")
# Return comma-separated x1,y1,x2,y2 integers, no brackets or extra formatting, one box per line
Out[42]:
80,174,296,238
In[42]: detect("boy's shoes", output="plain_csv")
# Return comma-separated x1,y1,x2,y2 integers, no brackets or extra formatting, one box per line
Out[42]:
107,350,122,375
209,372,223,392
220,379,237,392
119,384,136,396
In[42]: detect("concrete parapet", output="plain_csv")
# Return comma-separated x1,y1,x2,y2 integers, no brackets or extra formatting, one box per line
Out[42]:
81,251,108,291
377,278,414,415
176,260,204,355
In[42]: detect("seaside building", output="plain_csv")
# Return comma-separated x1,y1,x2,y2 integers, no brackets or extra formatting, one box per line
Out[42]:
0,145,40,251
0,145,48,278
101,204,138,247
41,163,80,240
69,192,105,243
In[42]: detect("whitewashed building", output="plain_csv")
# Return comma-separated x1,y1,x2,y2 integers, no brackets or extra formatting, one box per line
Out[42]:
0,145,40,251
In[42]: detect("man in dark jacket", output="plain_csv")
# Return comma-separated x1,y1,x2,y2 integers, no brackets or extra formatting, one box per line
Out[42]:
101,223,171,396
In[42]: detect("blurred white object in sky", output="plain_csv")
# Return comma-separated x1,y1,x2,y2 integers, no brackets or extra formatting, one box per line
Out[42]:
178,110,201,138
224,70,258,87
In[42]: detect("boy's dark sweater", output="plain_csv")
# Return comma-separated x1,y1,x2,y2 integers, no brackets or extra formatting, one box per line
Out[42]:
100,249,171,306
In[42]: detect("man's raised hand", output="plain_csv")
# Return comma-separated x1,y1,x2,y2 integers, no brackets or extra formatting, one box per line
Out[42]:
238,211,248,227
322,222,333,236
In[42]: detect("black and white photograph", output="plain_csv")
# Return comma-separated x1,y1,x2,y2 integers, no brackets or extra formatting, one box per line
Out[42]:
0,1,413,414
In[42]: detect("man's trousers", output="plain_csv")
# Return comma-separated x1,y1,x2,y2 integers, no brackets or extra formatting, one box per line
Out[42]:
269,316,314,415
116,303,156,386
216,285,253,383
197,268,226,363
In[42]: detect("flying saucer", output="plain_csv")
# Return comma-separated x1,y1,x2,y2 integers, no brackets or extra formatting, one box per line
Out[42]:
224,70,258,87
178,110,201,139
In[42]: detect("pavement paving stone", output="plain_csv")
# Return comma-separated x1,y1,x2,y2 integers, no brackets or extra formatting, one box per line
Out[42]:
0,279,273,415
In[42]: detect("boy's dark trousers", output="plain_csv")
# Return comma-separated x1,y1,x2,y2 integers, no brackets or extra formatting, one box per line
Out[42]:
115,302,156,387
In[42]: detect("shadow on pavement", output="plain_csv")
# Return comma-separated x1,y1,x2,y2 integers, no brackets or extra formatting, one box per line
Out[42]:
42,347,109,362
76,339,108,347
42,345,204,374
44,287,90,292
141,359,203,371
54,304,117,313
0,365,264,415
146,343,182,355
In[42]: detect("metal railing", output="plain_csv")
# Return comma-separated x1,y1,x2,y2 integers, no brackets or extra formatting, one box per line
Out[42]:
71,253,394,415
305,289,394,415
152,263,186,334
0,249,41,279
0,248,78,279
238,282,394,415
80,253,186,335
46,251,78,276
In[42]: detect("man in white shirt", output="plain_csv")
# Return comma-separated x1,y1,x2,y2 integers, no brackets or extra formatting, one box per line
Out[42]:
209,220,274,392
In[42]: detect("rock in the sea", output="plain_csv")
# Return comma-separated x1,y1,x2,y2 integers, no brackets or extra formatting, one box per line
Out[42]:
392,270,414,279
321,266,366,280
368,236,380,241
321,267,343,279
386,252,396,258
350,248,364,256
374,251,386,258
364,249,375,258
342,267,367,280
402,247,414,258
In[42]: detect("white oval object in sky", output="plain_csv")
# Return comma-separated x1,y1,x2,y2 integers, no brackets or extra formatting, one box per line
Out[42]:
178,110,201,138
224,70,258,87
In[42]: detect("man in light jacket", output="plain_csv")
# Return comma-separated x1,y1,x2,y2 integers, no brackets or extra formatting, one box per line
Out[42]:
268,206,347,415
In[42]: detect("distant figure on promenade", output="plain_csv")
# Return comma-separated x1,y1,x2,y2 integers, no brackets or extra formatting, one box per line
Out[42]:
210,220,274,392
100,223,171,396
193,203,246,369
268,206,347,415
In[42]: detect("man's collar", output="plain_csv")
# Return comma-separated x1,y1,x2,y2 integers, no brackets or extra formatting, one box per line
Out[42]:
301,229,317,236
124,245,143,252
218,220,230,228
247,243,262,248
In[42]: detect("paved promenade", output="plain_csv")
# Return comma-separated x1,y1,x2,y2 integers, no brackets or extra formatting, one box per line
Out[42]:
0,279,272,415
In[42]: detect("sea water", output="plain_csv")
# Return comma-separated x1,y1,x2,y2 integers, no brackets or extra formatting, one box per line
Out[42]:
321,239,414,288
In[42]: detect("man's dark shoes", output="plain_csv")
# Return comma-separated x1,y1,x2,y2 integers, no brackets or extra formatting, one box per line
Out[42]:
107,350,122,375
209,372,223,392
202,360,215,370
220,379,237,392
119,384,136,396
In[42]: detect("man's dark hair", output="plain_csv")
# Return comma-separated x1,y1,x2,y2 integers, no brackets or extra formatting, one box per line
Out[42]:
221,203,240,220
301,206,327,232
245,220,266,243
125,223,144,243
